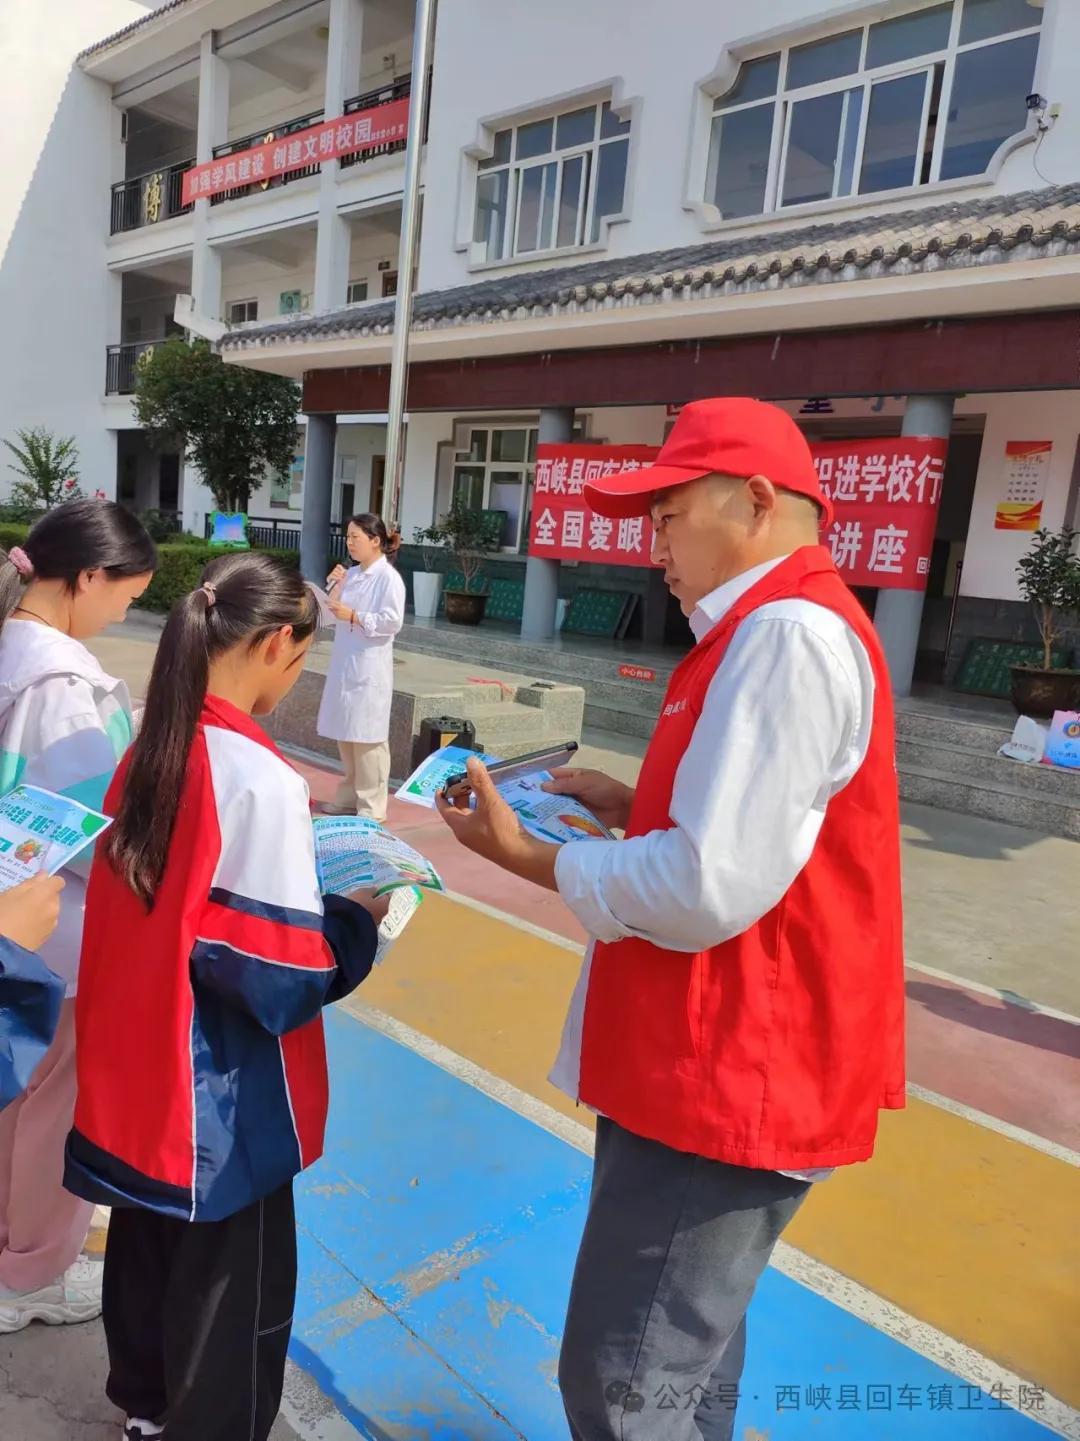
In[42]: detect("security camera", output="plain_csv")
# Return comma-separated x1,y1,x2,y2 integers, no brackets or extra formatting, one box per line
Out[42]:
1026,93,1048,112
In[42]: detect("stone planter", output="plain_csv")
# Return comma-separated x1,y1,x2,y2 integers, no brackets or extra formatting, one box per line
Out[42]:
412,570,444,619
1010,665,1080,719
445,590,488,626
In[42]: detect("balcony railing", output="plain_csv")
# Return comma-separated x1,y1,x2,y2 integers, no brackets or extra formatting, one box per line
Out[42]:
110,161,193,234
211,109,324,204
105,340,163,395
339,73,418,169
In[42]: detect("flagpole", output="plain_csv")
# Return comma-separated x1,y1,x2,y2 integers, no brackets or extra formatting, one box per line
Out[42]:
381,0,437,527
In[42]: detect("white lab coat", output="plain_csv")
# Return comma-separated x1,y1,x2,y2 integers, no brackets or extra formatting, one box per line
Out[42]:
316,558,406,743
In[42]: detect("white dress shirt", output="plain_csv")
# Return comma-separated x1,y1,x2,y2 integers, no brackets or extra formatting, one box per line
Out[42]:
550,555,876,1180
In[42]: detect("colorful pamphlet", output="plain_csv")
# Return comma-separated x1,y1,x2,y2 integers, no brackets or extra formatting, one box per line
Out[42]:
395,746,615,844
312,815,444,965
312,815,444,897
394,745,500,808
0,785,112,893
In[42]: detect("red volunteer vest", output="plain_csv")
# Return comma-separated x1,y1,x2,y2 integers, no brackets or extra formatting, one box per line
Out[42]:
578,546,905,1170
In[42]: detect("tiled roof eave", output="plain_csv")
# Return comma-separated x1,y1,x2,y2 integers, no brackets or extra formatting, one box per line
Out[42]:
78,0,195,61
218,184,1080,353
220,233,1080,354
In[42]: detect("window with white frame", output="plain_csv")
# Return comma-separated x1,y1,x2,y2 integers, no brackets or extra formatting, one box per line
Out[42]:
473,100,631,264
227,298,259,325
706,0,1042,220
346,279,369,304
451,425,539,551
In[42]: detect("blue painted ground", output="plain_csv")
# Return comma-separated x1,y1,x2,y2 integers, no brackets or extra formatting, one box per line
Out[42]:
288,1007,1058,1440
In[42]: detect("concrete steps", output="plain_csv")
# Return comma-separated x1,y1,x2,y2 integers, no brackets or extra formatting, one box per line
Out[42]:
897,737,1076,800
399,622,1079,839
899,761,1080,840
895,707,1080,840
398,621,671,741
583,700,658,738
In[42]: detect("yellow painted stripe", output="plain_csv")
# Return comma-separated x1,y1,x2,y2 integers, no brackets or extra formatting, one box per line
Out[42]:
369,894,1080,1407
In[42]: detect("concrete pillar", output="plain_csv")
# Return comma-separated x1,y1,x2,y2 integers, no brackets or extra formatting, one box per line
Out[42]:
521,407,573,641
301,414,337,583
191,241,222,324
313,0,364,312
192,33,229,323
874,394,955,697
195,33,230,165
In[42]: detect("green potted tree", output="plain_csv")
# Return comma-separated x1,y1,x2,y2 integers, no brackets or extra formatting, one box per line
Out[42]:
428,501,502,625
411,524,448,619
1011,526,1080,717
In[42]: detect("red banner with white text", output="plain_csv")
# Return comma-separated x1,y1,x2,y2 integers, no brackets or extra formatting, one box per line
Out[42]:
530,445,660,566
528,437,948,590
813,436,948,589
181,99,409,205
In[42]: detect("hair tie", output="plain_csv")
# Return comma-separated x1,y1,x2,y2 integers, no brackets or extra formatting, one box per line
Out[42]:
7,547,33,578
200,582,217,607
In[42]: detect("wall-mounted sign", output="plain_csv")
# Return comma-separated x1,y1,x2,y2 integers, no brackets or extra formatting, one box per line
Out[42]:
181,99,409,205
995,440,1050,531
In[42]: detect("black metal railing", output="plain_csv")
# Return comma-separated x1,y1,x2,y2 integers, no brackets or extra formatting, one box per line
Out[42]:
210,109,325,204
204,514,349,560
110,160,194,234
339,73,418,169
105,340,161,394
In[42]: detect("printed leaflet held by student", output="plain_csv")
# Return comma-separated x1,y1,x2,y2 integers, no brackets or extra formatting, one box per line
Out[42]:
311,815,444,964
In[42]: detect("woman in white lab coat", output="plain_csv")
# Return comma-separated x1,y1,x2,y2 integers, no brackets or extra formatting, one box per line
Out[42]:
316,513,406,822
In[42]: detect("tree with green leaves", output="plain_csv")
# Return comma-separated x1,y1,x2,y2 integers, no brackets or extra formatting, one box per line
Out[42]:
3,427,85,514
1016,527,1080,671
133,336,299,514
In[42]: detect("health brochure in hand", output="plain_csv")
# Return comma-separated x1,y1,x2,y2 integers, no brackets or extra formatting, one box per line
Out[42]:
394,745,499,808
312,815,444,898
0,784,112,892
395,746,615,844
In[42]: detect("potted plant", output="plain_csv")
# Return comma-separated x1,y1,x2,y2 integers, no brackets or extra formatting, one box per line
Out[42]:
429,501,502,625
1011,526,1080,717
411,524,448,620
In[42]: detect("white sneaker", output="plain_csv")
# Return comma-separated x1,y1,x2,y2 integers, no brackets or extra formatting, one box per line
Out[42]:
0,1257,103,1332
124,1421,165,1439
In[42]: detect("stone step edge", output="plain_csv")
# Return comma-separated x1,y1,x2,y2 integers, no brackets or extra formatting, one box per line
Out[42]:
897,734,1080,781
898,759,1080,813
398,630,678,683
895,704,1013,738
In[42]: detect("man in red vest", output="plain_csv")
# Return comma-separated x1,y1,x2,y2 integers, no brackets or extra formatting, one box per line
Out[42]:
437,396,905,1441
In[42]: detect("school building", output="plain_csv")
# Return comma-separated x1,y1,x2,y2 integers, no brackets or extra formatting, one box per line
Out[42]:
5,0,1080,695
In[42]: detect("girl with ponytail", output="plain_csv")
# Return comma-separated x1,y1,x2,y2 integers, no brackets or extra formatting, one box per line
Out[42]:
65,552,384,1441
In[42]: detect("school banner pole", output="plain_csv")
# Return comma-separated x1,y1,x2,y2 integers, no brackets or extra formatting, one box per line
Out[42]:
382,0,437,528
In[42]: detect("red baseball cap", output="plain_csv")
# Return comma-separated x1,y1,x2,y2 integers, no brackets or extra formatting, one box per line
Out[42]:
584,397,833,526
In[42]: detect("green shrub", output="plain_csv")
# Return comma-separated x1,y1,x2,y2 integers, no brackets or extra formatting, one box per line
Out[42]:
136,542,300,613
0,502,41,525
0,522,31,554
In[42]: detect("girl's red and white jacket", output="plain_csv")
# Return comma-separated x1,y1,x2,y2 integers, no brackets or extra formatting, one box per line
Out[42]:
65,695,377,1222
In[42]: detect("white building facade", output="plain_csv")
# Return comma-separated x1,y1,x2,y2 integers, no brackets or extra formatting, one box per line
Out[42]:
4,0,1079,689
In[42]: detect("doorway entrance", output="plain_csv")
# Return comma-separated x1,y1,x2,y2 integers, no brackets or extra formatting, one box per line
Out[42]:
369,456,386,515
